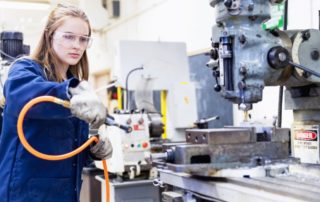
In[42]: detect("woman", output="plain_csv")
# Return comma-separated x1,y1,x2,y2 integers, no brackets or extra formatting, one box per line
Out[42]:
0,4,111,202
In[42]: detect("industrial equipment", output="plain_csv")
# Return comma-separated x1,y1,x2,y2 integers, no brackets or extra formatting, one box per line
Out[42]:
152,0,320,201
96,40,200,176
96,41,200,202
95,111,163,202
102,112,155,179
0,31,30,62
0,31,29,131
0,31,30,92
114,40,198,141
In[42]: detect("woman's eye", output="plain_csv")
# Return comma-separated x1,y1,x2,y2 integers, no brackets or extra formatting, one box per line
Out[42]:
63,34,75,40
80,37,89,43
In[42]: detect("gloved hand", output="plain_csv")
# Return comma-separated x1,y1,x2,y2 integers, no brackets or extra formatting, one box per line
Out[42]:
90,136,113,160
69,81,106,129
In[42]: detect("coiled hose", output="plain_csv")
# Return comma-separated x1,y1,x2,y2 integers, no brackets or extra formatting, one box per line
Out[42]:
17,95,110,202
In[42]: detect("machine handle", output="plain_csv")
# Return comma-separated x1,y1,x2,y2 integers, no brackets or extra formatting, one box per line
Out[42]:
289,61,320,78
104,116,132,133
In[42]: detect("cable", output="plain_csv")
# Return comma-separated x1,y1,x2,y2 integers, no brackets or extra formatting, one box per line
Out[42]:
17,96,110,202
0,49,16,61
125,66,143,110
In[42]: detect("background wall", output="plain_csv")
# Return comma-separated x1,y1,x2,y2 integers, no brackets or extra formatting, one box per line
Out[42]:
94,0,215,71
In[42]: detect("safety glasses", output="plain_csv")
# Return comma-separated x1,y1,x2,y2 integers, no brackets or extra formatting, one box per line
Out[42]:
53,31,92,49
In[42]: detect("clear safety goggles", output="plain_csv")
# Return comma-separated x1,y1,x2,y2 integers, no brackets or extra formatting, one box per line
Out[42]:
53,31,92,49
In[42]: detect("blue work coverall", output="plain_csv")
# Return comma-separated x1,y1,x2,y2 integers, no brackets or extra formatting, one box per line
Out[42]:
0,58,90,202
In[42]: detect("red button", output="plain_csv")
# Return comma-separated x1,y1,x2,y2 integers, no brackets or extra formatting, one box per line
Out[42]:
133,124,139,130
142,142,148,148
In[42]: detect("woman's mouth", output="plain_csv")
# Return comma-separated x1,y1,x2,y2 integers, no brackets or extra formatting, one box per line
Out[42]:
69,53,80,59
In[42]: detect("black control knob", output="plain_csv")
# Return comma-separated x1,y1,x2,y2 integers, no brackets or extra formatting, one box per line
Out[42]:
267,46,291,69
210,48,219,60
224,0,233,8
214,84,221,92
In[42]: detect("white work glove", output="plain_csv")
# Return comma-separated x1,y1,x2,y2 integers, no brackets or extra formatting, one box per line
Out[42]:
90,136,113,160
69,81,106,129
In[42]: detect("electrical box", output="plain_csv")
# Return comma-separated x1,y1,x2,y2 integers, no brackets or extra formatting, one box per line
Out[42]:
96,113,151,175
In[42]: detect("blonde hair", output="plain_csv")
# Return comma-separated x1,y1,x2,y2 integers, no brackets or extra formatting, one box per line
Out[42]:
31,4,91,82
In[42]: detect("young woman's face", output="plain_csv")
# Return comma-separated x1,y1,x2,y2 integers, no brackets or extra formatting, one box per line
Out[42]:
52,17,91,68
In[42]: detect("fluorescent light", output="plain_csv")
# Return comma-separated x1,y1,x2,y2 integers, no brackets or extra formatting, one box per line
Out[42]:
0,1,50,10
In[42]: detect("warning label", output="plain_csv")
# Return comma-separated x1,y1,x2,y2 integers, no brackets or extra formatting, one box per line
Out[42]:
294,130,317,141
292,126,320,164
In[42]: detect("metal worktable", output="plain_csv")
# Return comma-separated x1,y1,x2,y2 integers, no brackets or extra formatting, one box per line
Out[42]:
158,168,320,202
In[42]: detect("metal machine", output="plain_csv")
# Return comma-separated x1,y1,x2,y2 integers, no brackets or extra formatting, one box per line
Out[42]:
152,0,320,201
98,41,199,177
95,41,199,202
101,112,159,179
210,0,320,166
0,31,29,131
0,31,30,91
95,112,163,202
114,40,198,141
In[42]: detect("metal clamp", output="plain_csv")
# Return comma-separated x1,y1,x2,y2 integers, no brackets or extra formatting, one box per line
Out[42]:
153,178,165,188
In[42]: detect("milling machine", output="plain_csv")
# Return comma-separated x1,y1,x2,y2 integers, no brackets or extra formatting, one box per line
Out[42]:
152,0,320,201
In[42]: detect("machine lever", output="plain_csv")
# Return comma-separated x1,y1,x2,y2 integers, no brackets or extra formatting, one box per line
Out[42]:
195,116,219,129
105,115,133,133
212,71,221,92
289,61,320,78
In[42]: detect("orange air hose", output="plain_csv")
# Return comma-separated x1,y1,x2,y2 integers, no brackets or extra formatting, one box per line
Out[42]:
17,95,110,202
